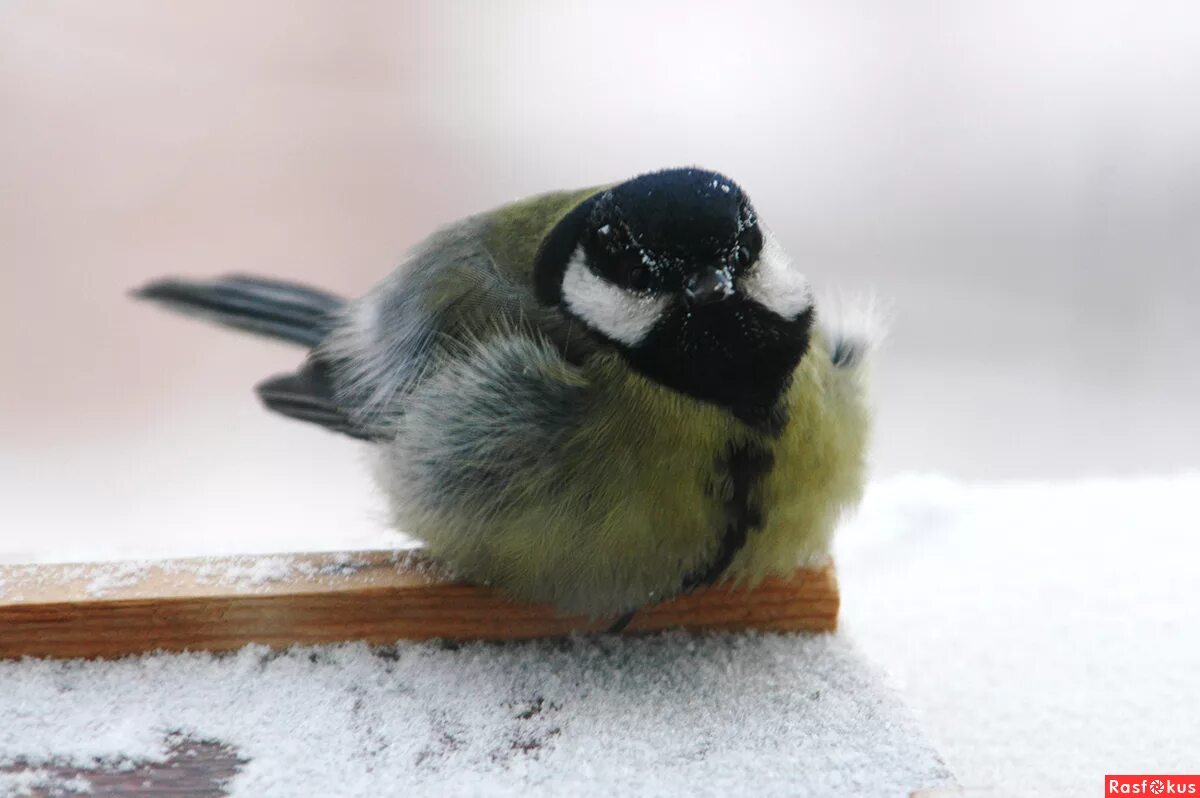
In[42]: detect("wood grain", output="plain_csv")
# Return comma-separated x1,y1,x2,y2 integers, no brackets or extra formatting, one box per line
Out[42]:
0,550,838,660
0,737,244,797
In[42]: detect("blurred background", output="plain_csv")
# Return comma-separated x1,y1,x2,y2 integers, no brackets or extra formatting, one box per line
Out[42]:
2,1,1199,561
1,0,1198,554
0,5,1194,531
2,2,1199,791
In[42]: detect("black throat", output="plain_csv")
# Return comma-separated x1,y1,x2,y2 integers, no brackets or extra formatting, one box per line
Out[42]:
622,301,814,434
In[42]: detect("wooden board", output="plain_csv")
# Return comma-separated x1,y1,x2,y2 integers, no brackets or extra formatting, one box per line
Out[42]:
0,550,838,659
0,736,243,797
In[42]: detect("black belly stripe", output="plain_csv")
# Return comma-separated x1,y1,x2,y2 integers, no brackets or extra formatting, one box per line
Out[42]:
729,372,795,438
681,438,776,590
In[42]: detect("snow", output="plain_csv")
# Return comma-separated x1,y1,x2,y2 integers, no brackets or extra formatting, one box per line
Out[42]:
837,473,1200,795
0,771,92,797
0,550,436,602
180,549,436,592
0,634,952,797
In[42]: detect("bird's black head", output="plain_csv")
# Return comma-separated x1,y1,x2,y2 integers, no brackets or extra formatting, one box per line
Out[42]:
535,168,814,431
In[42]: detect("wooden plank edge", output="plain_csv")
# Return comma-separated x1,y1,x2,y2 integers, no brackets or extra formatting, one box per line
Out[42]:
0,550,838,659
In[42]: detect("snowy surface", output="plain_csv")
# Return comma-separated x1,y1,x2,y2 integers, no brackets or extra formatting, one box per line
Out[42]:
837,473,1200,795
2,470,1198,796
0,634,952,797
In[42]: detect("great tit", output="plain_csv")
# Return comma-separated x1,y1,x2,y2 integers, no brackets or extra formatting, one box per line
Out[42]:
135,167,874,620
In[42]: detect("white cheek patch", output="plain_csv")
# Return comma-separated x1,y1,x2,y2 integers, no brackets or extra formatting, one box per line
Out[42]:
740,233,813,320
561,247,668,346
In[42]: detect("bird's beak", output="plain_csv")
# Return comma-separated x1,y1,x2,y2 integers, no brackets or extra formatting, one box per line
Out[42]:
683,267,735,306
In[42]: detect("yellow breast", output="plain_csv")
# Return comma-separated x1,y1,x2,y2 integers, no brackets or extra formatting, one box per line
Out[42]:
732,333,872,582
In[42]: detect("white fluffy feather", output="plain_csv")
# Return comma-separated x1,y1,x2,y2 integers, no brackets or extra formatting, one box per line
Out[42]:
816,292,889,375
741,232,813,320
561,247,668,346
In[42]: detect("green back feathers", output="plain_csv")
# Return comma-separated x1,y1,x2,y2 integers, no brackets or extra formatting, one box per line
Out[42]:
483,187,604,276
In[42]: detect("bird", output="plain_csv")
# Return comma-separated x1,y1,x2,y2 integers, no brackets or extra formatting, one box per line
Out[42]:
134,167,875,622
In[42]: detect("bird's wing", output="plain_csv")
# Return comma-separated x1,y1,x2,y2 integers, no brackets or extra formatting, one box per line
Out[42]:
317,211,599,436
256,359,379,441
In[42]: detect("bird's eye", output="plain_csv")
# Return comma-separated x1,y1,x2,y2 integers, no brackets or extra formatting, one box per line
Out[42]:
614,250,652,292
628,265,651,292
734,225,763,270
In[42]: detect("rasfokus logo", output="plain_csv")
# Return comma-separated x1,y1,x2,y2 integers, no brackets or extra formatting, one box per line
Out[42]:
1107,776,1200,795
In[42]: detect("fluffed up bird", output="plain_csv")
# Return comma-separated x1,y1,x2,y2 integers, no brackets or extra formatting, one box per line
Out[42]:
135,167,876,621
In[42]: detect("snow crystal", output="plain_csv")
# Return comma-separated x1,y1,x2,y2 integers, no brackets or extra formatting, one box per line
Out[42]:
0,770,92,796
838,473,1200,795
0,634,952,797
82,562,149,597
0,551,438,602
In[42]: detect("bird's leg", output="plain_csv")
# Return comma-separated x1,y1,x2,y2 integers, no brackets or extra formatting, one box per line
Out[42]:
606,609,637,634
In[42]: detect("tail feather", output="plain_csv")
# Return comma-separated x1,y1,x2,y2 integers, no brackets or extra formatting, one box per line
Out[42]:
256,362,376,441
133,274,344,348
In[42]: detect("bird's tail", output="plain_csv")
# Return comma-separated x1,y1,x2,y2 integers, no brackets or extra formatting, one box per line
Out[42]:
132,274,345,348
